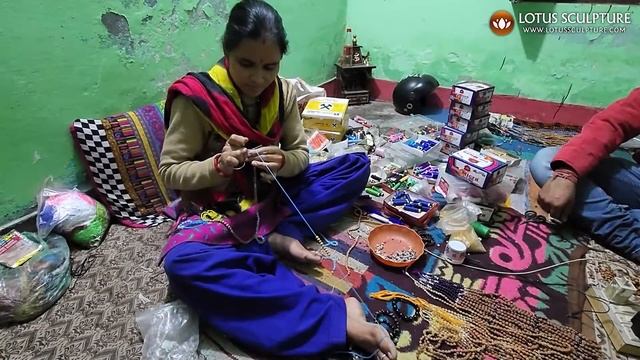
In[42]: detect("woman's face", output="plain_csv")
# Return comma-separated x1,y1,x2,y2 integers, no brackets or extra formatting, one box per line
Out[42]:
226,37,282,98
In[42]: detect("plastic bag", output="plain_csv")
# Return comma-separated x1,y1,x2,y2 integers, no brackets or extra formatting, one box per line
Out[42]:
436,201,485,253
433,169,516,206
37,185,109,248
288,77,327,114
136,301,200,360
0,233,71,325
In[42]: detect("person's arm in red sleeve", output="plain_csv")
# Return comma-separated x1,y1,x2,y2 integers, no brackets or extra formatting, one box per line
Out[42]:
538,87,640,222
552,87,640,176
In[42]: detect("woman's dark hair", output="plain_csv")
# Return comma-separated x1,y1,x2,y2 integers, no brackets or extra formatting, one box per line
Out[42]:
222,0,289,55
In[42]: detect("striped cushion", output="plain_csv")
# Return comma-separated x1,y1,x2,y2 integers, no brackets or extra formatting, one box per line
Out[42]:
69,104,176,227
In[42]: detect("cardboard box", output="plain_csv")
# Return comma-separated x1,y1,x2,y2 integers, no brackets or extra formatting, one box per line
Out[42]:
447,113,490,133
475,203,496,222
587,286,640,356
440,126,479,148
449,101,491,121
382,191,439,228
450,81,495,106
446,148,508,188
318,129,346,142
480,147,522,167
302,97,349,132
440,142,471,156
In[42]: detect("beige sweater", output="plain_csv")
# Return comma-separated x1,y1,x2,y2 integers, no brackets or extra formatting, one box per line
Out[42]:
159,78,309,196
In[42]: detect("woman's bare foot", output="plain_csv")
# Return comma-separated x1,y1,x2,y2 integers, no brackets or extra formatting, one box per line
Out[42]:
268,233,322,264
345,297,366,321
345,298,398,360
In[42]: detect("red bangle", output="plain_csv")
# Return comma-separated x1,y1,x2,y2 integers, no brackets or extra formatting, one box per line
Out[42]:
213,153,232,177
552,169,578,184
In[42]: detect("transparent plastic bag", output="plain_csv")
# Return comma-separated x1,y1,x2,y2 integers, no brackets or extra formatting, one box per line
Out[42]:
436,201,485,253
0,233,71,325
434,169,515,206
288,77,327,114
437,201,481,233
36,183,109,248
136,301,200,360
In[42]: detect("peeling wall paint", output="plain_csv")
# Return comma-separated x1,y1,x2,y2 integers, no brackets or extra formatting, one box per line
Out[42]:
347,0,640,107
0,0,346,223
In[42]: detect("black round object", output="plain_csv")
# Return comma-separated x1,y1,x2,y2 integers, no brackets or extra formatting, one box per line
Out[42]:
375,310,401,343
392,298,420,322
392,75,440,115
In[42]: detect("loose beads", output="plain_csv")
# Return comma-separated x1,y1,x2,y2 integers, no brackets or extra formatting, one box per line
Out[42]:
392,298,420,322
374,310,401,344
373,243,418,263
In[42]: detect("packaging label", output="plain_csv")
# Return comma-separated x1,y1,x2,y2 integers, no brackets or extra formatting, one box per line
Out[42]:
302,97,349,120
447,157,489,187
440,127,478,147
453,148,506,172
450,102,491,120
0,230,43,268
451,82,495,105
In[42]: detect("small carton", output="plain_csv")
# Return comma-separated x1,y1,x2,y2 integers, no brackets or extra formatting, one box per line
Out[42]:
449,101,491,121
382,191,439,228
440,126,479,148
450,81,495,106
475,203,496,222
446,148,508,188
440,142,471,156
480,147,522,167
302,97,349,132
318,129,346,142
307,131,330,153
447,113,490,133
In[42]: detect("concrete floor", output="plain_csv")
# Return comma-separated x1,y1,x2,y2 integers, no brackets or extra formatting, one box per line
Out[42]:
347,101,402,121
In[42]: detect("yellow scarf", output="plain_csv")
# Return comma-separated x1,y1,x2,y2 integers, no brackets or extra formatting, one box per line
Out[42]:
207,62,280,136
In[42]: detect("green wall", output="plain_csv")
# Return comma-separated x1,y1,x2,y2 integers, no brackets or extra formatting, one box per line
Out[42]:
3,0,638,223
0,0,346,223
346,0,639,107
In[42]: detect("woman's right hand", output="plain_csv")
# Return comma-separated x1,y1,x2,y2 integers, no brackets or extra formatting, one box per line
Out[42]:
217,134,249,175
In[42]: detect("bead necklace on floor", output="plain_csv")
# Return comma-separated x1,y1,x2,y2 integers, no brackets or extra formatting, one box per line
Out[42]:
383,272,604,359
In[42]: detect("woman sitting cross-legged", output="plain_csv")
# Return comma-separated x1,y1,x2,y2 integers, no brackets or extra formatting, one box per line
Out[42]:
158,1,397,359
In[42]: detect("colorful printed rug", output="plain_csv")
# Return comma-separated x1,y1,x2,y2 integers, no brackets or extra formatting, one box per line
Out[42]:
202,207,596,359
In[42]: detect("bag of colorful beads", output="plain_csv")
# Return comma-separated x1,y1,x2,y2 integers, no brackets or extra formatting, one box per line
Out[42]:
36,183,110,248
0,232,71,325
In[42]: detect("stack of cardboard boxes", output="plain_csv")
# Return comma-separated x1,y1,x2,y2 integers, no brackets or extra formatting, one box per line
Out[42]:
440,81,495,155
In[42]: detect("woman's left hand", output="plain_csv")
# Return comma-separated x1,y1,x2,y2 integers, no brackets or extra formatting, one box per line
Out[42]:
248,146,285,173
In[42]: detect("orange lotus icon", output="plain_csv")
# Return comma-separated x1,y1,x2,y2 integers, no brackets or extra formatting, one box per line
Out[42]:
490,10,515,36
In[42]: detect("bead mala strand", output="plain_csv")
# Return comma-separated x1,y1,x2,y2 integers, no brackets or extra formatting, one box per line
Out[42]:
409,272,594,358
374,276,602,360
433,282,599,359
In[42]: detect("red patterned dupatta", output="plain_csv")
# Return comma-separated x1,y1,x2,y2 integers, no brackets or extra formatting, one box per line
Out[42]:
164,58,283,145
160,60,290,255
164,59,285,201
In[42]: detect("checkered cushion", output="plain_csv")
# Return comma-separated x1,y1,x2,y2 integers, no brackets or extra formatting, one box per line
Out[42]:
70,104,174,227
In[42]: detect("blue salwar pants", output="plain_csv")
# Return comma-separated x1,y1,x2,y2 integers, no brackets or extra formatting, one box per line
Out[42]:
164,153,370,357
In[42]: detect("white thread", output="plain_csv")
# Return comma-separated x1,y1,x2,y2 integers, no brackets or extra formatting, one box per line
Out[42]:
424,248,636,276
252,152,389,358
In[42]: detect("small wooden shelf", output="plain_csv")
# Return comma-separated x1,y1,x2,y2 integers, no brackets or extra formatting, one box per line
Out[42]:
335,63,376,105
